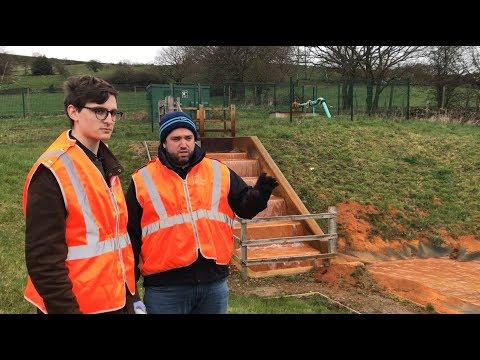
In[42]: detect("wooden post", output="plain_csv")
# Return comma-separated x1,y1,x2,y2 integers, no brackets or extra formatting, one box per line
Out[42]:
166,96,174,112
198,104,205,137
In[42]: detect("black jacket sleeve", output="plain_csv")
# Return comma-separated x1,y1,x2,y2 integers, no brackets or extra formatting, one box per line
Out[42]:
126,180,143,292
25,165,81,314
227,168,271,219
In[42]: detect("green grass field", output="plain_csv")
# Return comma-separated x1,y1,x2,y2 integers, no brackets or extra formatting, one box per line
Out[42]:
1,106,479,313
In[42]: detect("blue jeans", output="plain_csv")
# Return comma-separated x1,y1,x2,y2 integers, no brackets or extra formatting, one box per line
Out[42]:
144,278,229,314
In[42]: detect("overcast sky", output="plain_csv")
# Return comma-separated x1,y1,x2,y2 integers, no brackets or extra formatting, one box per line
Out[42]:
3,46,164,64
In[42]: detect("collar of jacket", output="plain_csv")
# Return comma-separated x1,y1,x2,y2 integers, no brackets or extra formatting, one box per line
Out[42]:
69,130,124,178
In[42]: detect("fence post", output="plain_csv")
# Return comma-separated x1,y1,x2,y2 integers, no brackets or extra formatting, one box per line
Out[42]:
289,77,293,123
388,84,394,114
350,81,354,121
228,85,231,107
273,83,276,112
223,83,226,107
406,78,410,120
22,87,27,118
337,84,340,116
230,104,236,137
441,85,446,109
328,206,337,254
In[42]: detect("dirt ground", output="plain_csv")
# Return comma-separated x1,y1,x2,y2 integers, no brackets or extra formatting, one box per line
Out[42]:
227,262,431,314
228,201,480,314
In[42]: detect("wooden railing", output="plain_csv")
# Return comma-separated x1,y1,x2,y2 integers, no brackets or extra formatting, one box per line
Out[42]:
182,104,236,137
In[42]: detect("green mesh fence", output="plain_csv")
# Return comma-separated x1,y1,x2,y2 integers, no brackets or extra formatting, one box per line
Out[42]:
0,85,148,118
0,81,411,120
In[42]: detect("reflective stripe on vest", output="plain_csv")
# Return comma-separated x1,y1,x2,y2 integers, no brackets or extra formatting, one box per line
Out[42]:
139,159,235,238
38,149,131,259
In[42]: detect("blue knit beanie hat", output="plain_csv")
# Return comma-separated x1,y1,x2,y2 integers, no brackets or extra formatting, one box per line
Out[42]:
159,111,198,144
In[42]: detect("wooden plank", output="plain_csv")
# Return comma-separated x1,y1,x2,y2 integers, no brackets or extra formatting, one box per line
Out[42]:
196,119,230,123
201,129,232,132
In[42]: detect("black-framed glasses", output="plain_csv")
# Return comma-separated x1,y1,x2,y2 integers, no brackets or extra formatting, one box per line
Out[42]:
81,106,124,121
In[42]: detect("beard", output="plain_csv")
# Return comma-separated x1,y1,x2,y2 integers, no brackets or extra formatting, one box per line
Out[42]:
166,150,192,167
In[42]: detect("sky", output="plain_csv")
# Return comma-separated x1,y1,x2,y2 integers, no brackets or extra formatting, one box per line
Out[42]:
3,46,164,64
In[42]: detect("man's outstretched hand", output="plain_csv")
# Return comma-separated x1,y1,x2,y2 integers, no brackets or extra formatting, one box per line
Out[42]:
254,172,279,198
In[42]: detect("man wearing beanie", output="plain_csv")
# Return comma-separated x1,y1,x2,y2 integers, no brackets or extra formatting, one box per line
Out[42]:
126,110,278,314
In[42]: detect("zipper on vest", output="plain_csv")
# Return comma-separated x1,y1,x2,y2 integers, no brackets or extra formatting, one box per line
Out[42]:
109,182,127,283
182,178,201,250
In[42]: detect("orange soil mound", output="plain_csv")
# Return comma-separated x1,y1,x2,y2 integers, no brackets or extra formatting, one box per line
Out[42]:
329,201,480,313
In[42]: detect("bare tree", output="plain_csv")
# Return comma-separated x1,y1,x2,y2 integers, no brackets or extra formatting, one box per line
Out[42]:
467,46,480,109
469,46,480,77
201,46,294,83
426,46,469,109
357,46,425,114
154,46,203,83
0,47,14,82
308,46,424,114
154,46,295,97
198,46,295,103
308,46,361,110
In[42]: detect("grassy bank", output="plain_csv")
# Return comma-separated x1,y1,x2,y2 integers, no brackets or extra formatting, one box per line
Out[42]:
1,108,479,313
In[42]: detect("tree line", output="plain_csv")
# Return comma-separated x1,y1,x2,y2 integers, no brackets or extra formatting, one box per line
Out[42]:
2,46,480,111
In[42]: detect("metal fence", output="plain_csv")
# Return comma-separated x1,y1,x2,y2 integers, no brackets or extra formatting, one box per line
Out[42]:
3,79,475,122
0,85,148,118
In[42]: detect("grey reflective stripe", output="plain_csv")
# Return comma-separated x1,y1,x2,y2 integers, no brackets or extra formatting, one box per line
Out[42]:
53,153,129,260
142,209,235,237
139,167,168,219
67,233,130,260
211,160,221,211
143,213,190,237
192,208,235,227
140,160,234,238
36,149,69,209
60,154,99,245
38,149,66,165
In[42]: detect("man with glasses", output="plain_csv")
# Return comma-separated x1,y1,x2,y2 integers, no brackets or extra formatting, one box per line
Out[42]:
22,75,136,314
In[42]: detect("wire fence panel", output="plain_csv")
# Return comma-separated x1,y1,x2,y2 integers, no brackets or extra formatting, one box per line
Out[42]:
0,85,148,118
3,80,479,124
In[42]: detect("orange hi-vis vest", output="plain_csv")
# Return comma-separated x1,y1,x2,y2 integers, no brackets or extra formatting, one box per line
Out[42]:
22,131,135,314
132,157,236,275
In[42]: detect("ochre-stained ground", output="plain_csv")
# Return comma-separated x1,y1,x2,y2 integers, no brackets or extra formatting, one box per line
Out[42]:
309,201,479,314
229,201,480,314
